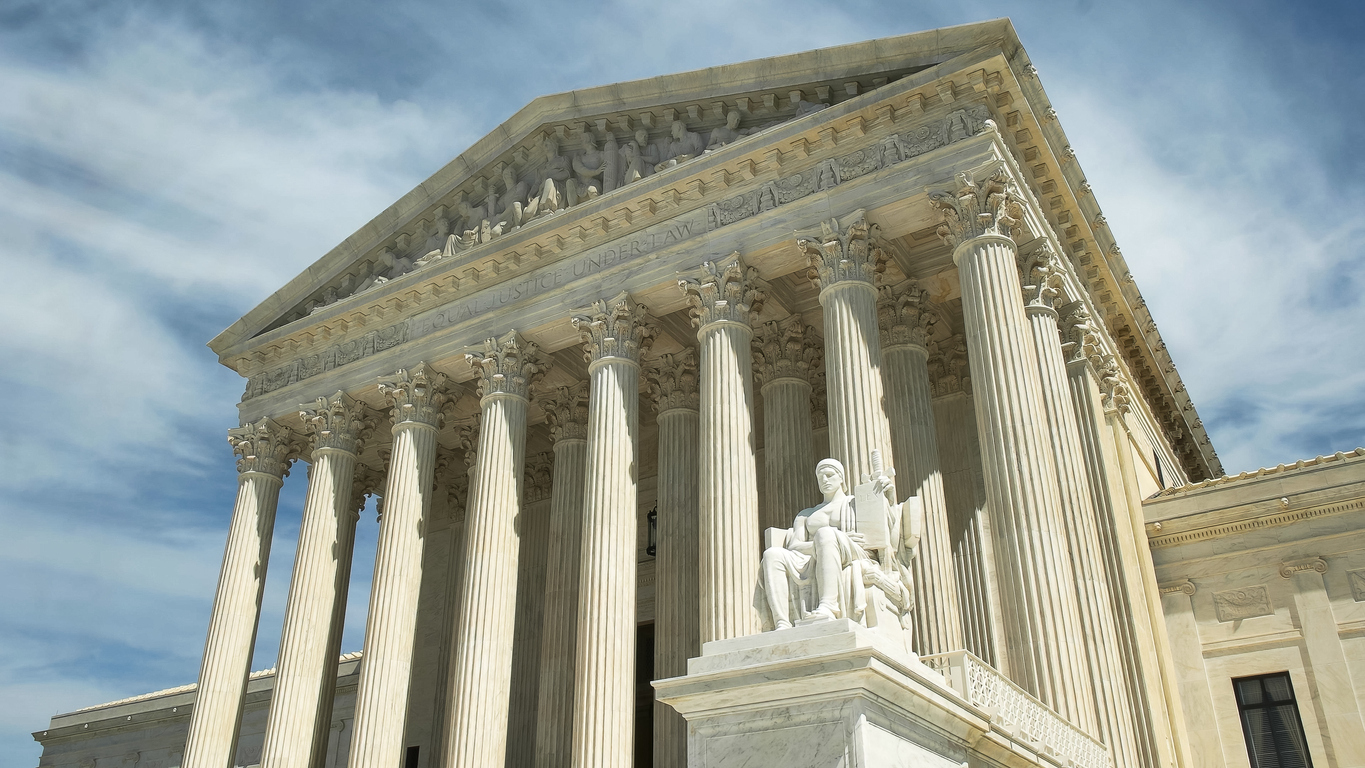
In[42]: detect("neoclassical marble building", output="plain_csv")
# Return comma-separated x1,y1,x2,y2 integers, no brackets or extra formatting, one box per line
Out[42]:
41,19,1362,768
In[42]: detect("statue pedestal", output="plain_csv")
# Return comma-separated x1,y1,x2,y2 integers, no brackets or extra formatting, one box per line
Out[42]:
654,620,1068,768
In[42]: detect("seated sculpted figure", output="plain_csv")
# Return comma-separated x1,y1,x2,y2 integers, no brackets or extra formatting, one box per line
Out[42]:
755,456,922,636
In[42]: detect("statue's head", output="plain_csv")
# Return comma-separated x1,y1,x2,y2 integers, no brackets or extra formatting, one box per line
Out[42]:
671,119,686,138
815,458,845,495
635,128,649,145
580,132,597,150
726,110,740,129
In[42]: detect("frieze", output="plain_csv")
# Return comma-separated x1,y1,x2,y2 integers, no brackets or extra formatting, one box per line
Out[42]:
243,105,992,402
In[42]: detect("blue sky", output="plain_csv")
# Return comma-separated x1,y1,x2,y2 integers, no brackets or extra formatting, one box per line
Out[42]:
1,0,1362,763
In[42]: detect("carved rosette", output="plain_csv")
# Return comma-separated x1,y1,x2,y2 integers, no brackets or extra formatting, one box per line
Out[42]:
796,209,885,290
540,382,590,442
523,452,555,504
465,331,549,401
928,334,970,398
299,391,375,455
1059,301,1102,366
876,282,936,350
752,314,821,388
227,418,298,478
677,252,766,330
644,349,700,414
571,291,658,365
1017,241,1065,310
929,164,1026,249
378,362,451,428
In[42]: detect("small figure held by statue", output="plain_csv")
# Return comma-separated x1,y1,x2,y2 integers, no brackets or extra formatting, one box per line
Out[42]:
754,451,923,648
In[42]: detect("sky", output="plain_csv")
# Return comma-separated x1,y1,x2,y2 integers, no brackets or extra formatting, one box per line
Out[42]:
1,0,1362,763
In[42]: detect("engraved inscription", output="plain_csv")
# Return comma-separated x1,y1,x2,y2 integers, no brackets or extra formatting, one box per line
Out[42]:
1213,585,1273,622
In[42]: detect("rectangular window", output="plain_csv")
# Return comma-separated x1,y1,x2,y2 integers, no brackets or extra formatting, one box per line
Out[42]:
1234,673,1313,768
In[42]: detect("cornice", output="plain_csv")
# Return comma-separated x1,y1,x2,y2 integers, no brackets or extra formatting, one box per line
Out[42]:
1147,497,1365,550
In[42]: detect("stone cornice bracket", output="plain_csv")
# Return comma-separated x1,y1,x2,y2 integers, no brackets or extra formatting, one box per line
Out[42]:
1017,240,1065,311
1059,301,1102,367
378,362,452,429
796,209,884,293
540,382,590,442
227,417,299,478
678,252,767,332
928,334,970,398
752,314,821,388
299,391,376,456
1158,580,1196,596
1280,557,1329,579
524,452,554,504
928,162,1027,251
465,330,549,402
570,290,658,367
876,281,935,351
644,348,700,414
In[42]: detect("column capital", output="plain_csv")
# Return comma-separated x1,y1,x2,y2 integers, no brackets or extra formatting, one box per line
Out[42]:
350,463,385,518
540,382,590,442
644,349,700,414
877,282,937,351
465,331,549,401
796,209,885,291
752,314,821,388
454,420,480,472
1280,557,1329,579
678,252,766,331
299,391,376,456
572,291,658,366
927,335,970,398
378,362,452,429
524,452,555,504
1096,355,1132,415
1017,240,1065,312
929,162,1026,250
1059,301,1103,367
227,418,298,478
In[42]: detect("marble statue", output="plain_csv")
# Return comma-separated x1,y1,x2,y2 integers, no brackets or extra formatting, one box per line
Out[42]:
656,119,705,172
706,110,748,150
538,135,572,210
493,166,530,229
572,132,607,200
755,453,922,638
621,127,657,184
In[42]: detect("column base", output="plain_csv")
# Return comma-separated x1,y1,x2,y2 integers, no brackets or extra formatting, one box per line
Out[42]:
654,620,1087,768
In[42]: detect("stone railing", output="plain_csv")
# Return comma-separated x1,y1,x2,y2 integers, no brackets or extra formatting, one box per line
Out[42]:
921,650,1111,768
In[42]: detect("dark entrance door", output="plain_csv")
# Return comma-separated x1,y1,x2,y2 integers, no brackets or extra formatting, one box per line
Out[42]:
635,622,655,767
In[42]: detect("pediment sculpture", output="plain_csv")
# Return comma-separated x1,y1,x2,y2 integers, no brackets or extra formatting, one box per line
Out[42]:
754,450,923,646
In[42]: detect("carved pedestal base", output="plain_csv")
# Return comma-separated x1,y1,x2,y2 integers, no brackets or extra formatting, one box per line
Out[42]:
654,620,1058,768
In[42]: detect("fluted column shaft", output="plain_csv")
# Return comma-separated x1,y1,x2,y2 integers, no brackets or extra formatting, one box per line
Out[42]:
183,420,292,768
953,234,1095,728
681,255,763,643
446,333,545,768
348,365,448,768
534,407,588,767
881,341,962,655
1067,355,1162,767
645,352,701,768
262,394,370,768
754,316,820,533
1026,300,1140,766
507,468,552,767
570,293,655,768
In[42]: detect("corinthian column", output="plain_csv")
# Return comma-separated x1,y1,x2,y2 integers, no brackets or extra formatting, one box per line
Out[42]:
535,383,590,768
1019,245,1140,765
680,253,765,643
569,293,656,768
644,350,701,768
261,394,373,768
929,164,1095,730
796,210,892,489
348,364,451,768
752,315,821,533
445,332,547,768
183,419,295,768
877,283,963,657
507,453,554,767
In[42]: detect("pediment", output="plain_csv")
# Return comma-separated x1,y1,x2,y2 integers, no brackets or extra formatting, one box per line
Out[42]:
208,19,1022,356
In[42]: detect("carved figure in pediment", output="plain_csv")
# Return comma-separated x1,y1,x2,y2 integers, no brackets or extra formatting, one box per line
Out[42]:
621,128,658,185
657,119,705,171
538,135,572,211
493,166,530,229
755,452,922,641
706,110,749,150
794,99,828,118
572,132,607,200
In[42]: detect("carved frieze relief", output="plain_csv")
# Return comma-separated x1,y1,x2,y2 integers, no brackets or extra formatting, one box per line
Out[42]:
1212,585,1274,623
242,105,994,402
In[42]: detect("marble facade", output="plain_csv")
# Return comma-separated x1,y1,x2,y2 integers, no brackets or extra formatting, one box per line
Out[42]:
35,19,1257,768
